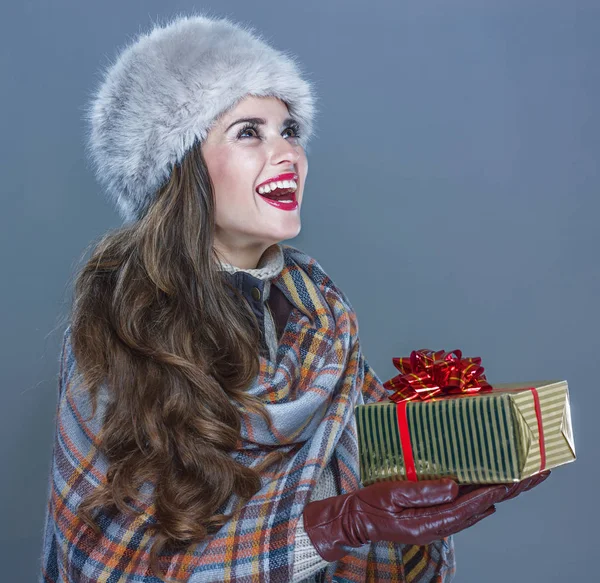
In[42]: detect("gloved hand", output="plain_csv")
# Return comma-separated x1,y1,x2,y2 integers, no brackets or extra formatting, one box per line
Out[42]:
302,473,547,562
501,469,551,500
458,470,551,502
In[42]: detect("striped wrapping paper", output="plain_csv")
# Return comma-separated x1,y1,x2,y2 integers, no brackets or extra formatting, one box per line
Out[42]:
356,380,576,485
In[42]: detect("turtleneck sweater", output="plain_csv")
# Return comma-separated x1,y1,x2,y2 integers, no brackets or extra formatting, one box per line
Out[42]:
218,244,334,582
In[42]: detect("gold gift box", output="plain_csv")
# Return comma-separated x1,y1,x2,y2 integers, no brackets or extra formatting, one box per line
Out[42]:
355,380,576,485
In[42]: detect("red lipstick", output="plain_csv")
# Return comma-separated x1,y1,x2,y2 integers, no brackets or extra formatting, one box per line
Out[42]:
256,172,298,190
259,192,298,211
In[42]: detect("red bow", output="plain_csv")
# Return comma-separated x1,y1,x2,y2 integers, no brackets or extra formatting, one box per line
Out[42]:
383,349,493,403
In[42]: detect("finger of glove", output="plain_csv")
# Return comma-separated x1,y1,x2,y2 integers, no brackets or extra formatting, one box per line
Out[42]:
382,494,498,546
391,485,505,540
524,470,550,491
457,484,481,497
433,485,505,527
436,505,497,539
458,471,551,502
503,471,549,501
500,482,527,502
450,484,510,509
375,478,459,508
500,470,551,502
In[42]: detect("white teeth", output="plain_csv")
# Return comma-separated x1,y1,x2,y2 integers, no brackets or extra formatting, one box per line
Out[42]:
258,179,297,195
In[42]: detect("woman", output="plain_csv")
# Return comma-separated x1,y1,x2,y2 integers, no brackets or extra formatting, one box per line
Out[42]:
39,13,548,583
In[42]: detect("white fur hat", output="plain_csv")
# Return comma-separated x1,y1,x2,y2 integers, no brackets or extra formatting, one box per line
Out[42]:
86,13,317,223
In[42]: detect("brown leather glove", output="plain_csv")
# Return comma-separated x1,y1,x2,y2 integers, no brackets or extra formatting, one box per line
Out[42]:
302,478,510,562
459,470,551,502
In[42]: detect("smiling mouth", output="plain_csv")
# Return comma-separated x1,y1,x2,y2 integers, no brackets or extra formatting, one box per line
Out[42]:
258,187,297,202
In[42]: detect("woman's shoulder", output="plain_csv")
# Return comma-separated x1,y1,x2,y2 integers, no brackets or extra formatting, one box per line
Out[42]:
58,324,74,396
56,324,111,434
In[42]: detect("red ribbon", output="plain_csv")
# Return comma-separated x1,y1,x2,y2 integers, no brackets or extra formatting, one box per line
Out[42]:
395,401,417,481
531,387,547,471
496,387,547,472
382,349,546,481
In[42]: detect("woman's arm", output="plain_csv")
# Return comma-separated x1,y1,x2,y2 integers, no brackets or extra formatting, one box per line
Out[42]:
40,327,72,583
293,516,331,581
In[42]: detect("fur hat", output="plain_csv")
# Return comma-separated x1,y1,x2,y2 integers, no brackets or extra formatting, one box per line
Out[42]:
86,13,317,223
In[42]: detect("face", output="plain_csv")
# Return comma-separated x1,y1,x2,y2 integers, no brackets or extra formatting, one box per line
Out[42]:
202,95,308,268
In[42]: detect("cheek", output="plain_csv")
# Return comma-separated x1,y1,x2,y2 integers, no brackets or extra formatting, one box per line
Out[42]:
214,162,239,202
297,155,308,193
206,150,246,203
297,147,308,173
210,148,259,198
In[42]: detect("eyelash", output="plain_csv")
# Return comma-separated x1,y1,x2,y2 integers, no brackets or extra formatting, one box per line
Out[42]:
237,121,301,140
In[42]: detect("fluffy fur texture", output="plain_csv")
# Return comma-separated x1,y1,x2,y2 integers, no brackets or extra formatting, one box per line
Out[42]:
86,13,318,223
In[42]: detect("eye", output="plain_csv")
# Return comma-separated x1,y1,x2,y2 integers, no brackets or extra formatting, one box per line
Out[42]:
237,122,260,139
237,121,302,140
284,121,301,139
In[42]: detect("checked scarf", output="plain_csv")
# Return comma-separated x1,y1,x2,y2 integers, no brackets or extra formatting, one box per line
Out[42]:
40,244,455,582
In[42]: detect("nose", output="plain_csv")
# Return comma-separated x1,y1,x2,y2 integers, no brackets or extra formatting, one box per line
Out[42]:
270,134,301,166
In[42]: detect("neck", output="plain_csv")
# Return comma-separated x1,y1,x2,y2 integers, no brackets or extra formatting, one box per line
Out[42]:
216,243,284,280
213,240,272,270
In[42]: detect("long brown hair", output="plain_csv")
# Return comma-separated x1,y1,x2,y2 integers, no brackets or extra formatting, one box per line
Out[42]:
69,140,282,581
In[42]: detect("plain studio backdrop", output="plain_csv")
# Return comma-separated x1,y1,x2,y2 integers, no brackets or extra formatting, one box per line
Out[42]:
1,1,597,581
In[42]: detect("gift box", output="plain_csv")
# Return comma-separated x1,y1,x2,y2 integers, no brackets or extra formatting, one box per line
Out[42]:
356,349,576,485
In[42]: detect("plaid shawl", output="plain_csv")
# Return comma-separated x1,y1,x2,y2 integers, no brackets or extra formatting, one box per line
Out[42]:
40,244,455,582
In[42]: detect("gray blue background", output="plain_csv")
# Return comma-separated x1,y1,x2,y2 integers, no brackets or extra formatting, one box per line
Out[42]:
1,1,597,581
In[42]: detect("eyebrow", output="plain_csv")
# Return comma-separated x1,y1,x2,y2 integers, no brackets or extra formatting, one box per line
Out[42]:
225,117,298,132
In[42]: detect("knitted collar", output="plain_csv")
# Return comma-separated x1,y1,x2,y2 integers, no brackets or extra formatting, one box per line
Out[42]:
216,243,285,281
217,244,285,304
